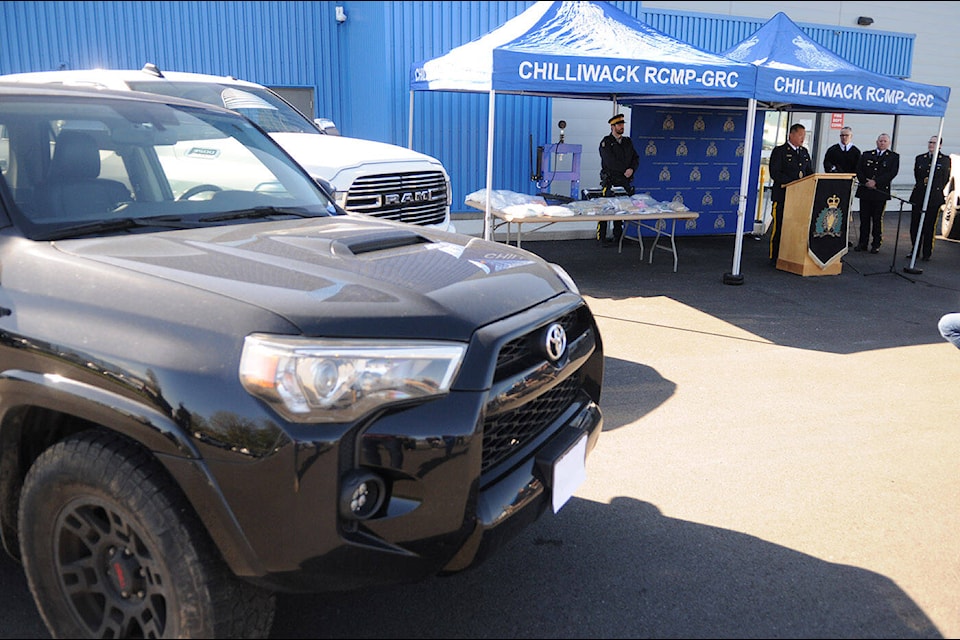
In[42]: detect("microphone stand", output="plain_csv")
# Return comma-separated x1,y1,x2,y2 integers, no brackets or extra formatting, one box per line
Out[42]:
858,184,916,282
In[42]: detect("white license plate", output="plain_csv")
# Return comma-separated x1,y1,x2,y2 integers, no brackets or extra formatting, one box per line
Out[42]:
550,433,587,513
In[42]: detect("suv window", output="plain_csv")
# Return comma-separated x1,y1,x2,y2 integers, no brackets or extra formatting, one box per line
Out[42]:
0,94,333,232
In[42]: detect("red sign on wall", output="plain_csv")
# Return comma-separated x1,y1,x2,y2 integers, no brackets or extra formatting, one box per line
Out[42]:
830,113,844,129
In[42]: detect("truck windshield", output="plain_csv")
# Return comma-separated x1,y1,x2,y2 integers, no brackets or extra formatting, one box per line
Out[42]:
128,81,319,135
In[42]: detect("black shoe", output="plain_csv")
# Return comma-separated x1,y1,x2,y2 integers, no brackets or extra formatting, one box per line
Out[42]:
921,255,930,262
853,245,866,252
869,247,880,254
904,253,913,261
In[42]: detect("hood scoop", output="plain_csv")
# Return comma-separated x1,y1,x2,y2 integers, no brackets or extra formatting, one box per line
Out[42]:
333,229,431,256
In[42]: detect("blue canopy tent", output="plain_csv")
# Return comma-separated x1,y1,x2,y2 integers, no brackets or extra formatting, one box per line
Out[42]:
722,12,951,276
409,1,759,250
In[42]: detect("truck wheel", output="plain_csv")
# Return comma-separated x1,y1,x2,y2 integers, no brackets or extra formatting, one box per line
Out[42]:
18,430,275,639
942,195,958,239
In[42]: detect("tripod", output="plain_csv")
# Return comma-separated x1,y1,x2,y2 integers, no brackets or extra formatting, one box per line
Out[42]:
862,191,916,282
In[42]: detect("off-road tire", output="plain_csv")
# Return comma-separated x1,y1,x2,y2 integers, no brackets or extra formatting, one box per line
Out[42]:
18,429,275,638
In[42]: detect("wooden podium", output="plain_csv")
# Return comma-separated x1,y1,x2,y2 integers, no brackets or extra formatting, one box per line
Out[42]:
777,173,856,276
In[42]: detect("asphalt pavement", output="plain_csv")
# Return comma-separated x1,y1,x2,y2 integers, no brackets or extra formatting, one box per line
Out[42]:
2,213,959,638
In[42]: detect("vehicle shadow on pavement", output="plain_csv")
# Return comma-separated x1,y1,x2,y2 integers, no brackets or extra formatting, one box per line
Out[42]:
271,495,939,638
599,356,674,432
0,493,938,639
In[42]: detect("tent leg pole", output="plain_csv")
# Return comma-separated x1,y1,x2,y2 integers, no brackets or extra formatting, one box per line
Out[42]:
408,91,414,150
725,98,757,285
484,90,496,242
905,116,946,275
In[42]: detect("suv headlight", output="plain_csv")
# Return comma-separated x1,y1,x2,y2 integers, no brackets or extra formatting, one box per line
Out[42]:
550,262,580,294
239,334,466,423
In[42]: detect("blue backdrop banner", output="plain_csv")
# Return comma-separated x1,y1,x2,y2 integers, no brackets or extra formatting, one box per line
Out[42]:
626,105,763,238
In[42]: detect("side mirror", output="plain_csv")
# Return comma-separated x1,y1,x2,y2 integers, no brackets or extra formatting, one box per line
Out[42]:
314,177,347,215
314,118,340,136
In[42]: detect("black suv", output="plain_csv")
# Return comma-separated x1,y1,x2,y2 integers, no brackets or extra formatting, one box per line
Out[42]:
0,84,603,637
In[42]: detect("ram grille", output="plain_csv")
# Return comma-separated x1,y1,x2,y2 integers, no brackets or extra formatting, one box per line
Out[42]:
343,171,448,227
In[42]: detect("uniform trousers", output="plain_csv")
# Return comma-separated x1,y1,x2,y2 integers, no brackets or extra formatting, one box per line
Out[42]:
857,199,887,250
909,203,941,259
596,183,632,242
769,195,785,263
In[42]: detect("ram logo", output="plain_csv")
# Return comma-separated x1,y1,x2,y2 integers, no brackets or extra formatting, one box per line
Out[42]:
383,189,442,207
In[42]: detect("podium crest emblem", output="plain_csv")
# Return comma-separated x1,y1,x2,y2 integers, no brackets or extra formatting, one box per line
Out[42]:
807,182,852,268
814,194,844,238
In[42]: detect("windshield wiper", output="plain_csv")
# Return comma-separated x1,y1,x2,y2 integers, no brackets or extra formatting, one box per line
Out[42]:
38,216,197,241
199,206,320,223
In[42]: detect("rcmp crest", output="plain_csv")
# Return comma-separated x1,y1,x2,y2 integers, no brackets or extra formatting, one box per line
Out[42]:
659,166,671,182
701,191,713,206
662,115,675,130
645,140,657,156
706,141,718,157
693,116,705,131
718,167,730,182
689,166,701,182
807,180,853,269
736,142,744,157
723,117,735,132
814,194,845,238
676,141,688,156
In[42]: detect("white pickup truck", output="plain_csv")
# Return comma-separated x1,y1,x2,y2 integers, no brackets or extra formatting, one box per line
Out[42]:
0,64,454,231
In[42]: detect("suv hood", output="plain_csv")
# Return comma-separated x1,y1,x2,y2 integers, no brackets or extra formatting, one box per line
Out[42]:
53,218,563,340
269,133,444,181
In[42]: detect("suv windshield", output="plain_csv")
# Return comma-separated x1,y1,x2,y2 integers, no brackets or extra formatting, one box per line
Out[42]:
127,81,319,135
0,92,336,238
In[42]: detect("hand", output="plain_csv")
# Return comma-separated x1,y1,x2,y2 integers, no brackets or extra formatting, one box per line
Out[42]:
624,168,634,179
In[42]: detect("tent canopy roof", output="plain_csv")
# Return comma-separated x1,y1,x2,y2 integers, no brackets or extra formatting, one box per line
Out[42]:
410,1,757,101
722,12,949,117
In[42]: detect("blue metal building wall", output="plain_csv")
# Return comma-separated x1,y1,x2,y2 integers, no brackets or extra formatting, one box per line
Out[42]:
0,1,345,123
638,7,914,78
365,1,552,204
0,1,917,212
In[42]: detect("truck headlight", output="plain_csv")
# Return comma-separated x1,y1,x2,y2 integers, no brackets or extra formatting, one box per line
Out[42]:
239,334,466,423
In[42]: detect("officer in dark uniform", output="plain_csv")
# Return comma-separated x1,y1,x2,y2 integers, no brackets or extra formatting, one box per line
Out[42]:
823,126,861,174
908,136,951,261
767,123,813,264
855,133,900,253
597,113,639,245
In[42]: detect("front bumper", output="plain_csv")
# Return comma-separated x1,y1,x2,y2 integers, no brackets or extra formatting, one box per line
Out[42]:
191,296,603,593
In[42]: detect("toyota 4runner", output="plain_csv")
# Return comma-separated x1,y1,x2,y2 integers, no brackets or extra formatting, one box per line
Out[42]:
0,83,603,637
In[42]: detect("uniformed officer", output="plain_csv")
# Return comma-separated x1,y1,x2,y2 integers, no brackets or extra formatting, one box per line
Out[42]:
767,123,813,264
855,133,900,253
597,113,639,246
908,136,951,261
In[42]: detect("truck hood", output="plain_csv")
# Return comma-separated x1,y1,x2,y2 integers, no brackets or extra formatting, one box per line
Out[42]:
53,217,564,340
269,133,445,183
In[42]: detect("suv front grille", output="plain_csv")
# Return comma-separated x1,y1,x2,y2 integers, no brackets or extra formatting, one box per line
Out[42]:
344,171,448,227
481,306,595,476
481,375,582,475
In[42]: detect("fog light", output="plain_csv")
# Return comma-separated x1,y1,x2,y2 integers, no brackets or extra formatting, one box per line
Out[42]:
339,470,386,520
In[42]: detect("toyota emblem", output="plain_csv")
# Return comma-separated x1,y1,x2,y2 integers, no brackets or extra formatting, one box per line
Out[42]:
543,323,567,362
